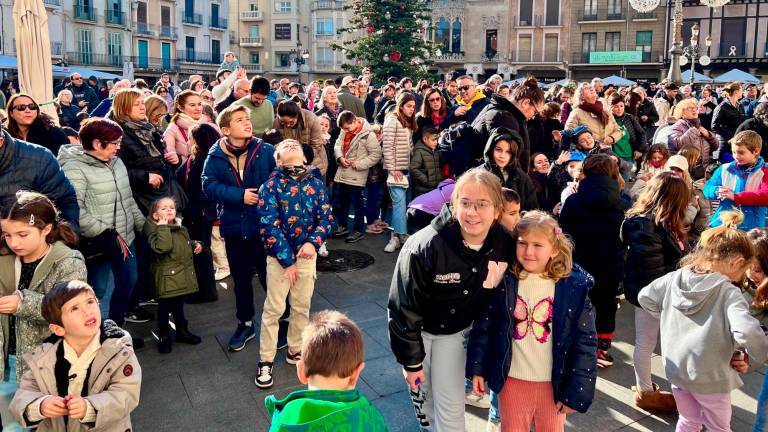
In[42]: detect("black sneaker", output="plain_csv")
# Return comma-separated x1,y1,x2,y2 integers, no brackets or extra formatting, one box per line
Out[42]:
286,350,301,365
228,322,256,351
332,227,349,239
344,231,366,243
255,361,274,388
139,299,158,306
124,306,153,323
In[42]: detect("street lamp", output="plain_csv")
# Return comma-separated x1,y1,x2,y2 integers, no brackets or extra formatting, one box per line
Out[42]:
290,40,310,83
679,23,713,86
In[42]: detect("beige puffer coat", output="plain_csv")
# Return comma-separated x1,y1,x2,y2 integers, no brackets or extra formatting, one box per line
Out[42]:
565,107,624,145
333,120,382,187
382,113,413,172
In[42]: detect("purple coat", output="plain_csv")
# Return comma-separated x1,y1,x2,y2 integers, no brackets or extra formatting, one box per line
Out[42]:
408,179,455,215
667,118,718,164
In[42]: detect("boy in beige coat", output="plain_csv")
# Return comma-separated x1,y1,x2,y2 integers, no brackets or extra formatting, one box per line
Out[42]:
10,280,141,432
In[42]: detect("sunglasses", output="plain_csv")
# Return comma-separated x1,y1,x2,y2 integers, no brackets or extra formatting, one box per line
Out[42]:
12,103,39,112
202,96,215,102
428,97,442,103
157,89,168,94
458,85,474,92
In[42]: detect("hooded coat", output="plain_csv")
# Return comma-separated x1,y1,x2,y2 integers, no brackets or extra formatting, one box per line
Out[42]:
472,95,532,171
265,389,388,431
480,128,538,211
333,120,382,187
638,268,768,393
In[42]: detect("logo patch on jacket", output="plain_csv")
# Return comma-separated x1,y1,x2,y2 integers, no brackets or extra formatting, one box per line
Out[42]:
123,364,133,377
434,273,461,284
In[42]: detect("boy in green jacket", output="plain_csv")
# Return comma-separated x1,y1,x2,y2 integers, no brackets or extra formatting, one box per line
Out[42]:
264,310,388,431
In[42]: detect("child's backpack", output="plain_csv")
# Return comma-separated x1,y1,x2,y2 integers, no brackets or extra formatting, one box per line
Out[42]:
438,121,479,177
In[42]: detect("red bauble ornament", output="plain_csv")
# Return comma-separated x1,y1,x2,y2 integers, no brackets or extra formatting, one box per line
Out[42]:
397,25,404,32
419,27,425,33
389,50,402,62
399,3,406,11
332,46,337,51
367,24,375,34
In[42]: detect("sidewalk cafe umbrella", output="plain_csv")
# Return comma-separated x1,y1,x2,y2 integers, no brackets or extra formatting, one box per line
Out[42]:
13,0,58,123
681,70,713,84
713,68,761,84
602,75,636,87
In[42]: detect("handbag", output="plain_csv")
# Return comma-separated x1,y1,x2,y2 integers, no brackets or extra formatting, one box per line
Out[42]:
386,172,409,188
80,196,122,263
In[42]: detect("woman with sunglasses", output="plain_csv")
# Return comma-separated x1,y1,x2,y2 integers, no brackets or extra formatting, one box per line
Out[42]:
154,82,174,112
414,88,447,144
4,93,69,156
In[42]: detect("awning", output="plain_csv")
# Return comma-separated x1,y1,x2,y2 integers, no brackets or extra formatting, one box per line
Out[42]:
0,55,121,80
713,68,761,84
543,78,575,88
502,78,526,87
681,70,713,84
602,75,636,86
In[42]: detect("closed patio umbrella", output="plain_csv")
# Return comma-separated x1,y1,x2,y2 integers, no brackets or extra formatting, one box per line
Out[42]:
13,0,59,123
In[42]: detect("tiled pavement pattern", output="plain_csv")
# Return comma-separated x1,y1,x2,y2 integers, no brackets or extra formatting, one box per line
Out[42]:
125,234,763,431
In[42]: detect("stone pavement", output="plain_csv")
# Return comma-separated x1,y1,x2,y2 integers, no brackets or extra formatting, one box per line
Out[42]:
126,233,764,431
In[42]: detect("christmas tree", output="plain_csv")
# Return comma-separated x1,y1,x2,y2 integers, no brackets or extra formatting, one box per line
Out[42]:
331,0,438,82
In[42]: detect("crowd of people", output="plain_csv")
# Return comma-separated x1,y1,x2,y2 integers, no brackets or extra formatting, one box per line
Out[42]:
1,60,768,431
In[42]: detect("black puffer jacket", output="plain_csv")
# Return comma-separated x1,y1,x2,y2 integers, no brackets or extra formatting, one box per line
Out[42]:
621,215,685,307
615,113,647,155
17,122,70,157
712,100,743,159
388,205,514,369
472,95,532,171
559,175,629,285
637,99,659,129
481,128,538,210
0,129,79,231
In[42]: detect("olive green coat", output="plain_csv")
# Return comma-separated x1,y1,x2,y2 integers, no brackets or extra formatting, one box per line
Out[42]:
0,242,87,382
143,220,199,299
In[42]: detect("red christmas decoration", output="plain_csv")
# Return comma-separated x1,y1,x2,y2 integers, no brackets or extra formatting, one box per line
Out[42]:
399,3,406,11
389,50,402,62
397,25,404,32
367,24,375,34
332,46,337,51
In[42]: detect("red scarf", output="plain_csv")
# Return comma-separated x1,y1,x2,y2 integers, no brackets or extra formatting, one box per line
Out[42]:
342,121,363,156
579,101,610,125
431,112,446,128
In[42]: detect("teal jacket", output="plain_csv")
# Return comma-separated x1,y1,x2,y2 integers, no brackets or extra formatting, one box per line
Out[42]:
265,389,388,431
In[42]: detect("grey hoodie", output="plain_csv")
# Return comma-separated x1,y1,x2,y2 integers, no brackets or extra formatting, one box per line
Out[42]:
638,268,768,393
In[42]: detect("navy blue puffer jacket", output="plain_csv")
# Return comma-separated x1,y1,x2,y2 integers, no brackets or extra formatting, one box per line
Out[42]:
466,265,597,413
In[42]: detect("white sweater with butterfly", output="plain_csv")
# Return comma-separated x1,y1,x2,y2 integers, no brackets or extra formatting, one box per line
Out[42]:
509,272,555,382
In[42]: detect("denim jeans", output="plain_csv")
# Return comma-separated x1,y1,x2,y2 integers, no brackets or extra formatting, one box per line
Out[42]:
388,181,409,235
88,243,138,324
0,355,21,431
333,183,366,233
755,373,768,431
225,236,267,323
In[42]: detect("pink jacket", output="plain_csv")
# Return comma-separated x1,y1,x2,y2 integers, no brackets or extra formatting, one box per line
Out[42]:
163,114,219,162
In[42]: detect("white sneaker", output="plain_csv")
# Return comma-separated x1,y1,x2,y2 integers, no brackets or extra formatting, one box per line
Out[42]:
318,243,329,257
383,236,400,253
486,421,500,432
465,392,491,409
214,270,230,281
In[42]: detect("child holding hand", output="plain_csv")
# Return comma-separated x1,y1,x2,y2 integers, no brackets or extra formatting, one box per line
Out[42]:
467,211,597,432
144,196,203,354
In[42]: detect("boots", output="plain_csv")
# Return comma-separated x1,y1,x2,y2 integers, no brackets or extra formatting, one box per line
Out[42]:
158,333,172,354
597,337,614,367
176,323,202,345
632,383,677,412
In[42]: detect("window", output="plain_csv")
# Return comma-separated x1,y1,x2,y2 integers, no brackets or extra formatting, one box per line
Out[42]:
184,0,194,15
605,32,621,51
545,34,558,61
316,47,333,64
249,25,260,38
108,32,122,66
249,3,259,11
275,0,291,12
719,18,746,57
211,3,220,27
518,35,532,61
519,0,533,26
161,6,170,27
78,29,92,64
435,18,450,50
275,23,291,40
451,18,462,53
316,18,333,35
636,31,652,62
250,52,260,64
485,29,498,59
275,52,291,67
212,39,221,63
185,36,195,61
607,0,622,18
136,1,147,23
582,32,596,62
545,0,560,26
583,0,597,18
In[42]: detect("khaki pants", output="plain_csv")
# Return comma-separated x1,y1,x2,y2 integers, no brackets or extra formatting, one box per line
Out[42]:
259,255,317,361
210,225,230,277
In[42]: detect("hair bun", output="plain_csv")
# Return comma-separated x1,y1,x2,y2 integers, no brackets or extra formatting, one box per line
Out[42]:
524,76,539,88
719,210,744,229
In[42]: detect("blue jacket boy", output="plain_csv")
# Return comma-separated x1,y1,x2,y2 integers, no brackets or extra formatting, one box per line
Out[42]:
703,156,768,231
202,137,276,239
466,265,598,413
257,168,333,266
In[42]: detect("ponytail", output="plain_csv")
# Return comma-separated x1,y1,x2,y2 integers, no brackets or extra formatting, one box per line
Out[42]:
1,191,79,251
681,211,754,272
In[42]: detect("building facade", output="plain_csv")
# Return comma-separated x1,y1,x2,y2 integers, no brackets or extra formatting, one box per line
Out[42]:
663,0,768,81
568,0,667,82
176,0,231,76
130,0,179,80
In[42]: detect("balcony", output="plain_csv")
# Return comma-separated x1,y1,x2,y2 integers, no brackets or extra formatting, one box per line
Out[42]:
431,52,465,62
578,11,625,23
105,9,126,26
633,11,657,20
182,12,203,26
209,17,228,29
240,10,263,21
131,56,177,71
312,0,345,11
240,37,264,47
243,64,264,73
51,41,63,56
67,52,126,67
159,26,178,40
314,63,342,71
74,3,96,21
134,22,155,36
43,0,61,8
176,50,221,64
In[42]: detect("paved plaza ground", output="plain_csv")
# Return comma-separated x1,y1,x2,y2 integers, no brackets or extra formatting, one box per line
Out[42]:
119,234,761,430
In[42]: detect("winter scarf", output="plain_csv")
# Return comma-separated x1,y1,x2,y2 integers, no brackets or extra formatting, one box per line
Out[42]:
431,112,447,128
122,119,162,158
456,91,486,108
221,136,252,157
281,165,308,177
578,101,609,125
